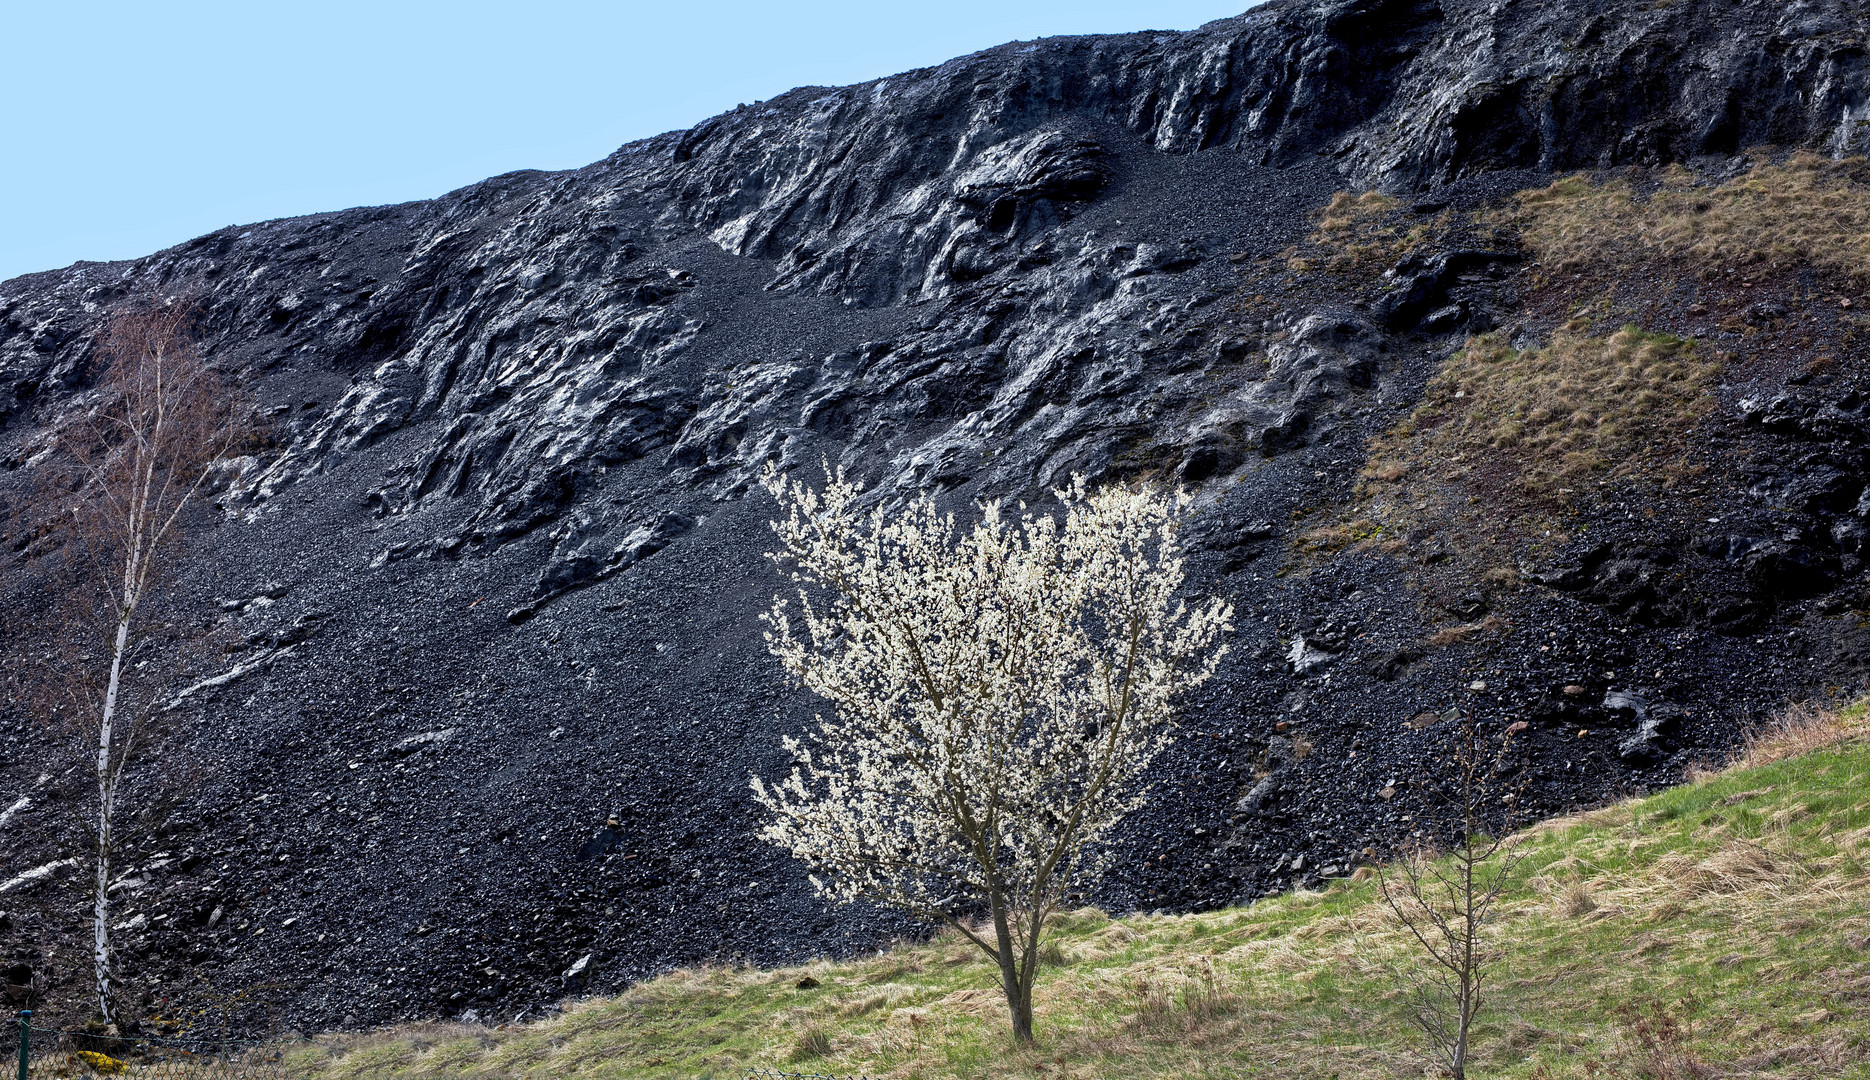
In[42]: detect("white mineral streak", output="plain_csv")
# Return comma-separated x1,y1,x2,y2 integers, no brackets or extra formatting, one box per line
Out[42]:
0,858,79,894
164,646,296,710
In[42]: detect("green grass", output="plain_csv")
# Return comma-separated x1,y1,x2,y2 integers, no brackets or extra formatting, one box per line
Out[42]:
285,712,1870,1079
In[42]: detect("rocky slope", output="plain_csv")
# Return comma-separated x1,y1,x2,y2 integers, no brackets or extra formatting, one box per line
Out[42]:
4,0,1870,1031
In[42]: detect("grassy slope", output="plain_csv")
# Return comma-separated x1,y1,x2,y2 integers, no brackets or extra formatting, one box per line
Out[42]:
286,713,1870,1080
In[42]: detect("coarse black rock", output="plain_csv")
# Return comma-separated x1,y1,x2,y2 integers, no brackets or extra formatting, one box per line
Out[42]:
5,0,1870,1030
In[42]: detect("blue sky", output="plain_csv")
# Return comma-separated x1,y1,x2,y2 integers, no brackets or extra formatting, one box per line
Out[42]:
1,1,1254,283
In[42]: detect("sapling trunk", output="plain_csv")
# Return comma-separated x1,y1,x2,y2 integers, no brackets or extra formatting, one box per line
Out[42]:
22,303,238,1028
1377,711,1526,1080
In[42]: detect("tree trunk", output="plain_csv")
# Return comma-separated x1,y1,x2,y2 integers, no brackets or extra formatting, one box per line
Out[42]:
989,893,1035,1045
92,607,131,1029
92,837,112,1027
1453,958,1479,1080
1450,843,1477,1080
1010,975,1035,1044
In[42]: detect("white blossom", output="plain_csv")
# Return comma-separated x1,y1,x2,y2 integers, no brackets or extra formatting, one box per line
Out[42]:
749,464,1232,1042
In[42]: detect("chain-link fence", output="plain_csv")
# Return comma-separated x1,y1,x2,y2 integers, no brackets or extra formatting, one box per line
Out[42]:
4,1014,289,1080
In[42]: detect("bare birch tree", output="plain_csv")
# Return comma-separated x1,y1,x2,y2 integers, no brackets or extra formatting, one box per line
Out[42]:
1377,712,1528,1080
21,303,240,1028
749,466,1233,1045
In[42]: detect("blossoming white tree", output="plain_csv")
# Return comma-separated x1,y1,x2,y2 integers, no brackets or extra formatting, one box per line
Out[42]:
750,465,1233,1045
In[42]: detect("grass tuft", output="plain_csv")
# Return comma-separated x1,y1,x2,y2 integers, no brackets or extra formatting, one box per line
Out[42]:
1738,699,1870,769
789,1025,833,1062
1557,879,1597,918
1288,189,1446,275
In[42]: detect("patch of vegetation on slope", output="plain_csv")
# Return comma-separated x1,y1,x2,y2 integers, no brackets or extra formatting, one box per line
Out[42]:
1295,190,1420,274
282,708,1870,1079
1492,154,1870,372
1508,154,1870,286
1297,320,1721,627
1372,325,1718,491
1298,153,1870,639
1285,188,1477,282
1337,323,1722,574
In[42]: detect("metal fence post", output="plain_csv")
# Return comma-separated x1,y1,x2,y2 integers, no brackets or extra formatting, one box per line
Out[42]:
15,1010,28,1080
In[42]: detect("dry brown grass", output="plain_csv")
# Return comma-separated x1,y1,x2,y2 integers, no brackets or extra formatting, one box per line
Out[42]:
1365,326,1719,492
1426,615,1506,647
1507,153,1870,284
1659,841,1807,899
1736,700,1870,769
1289,190,1444,275
1556,880,1597,918
1294,517,1387,555
1316,190,1402,235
